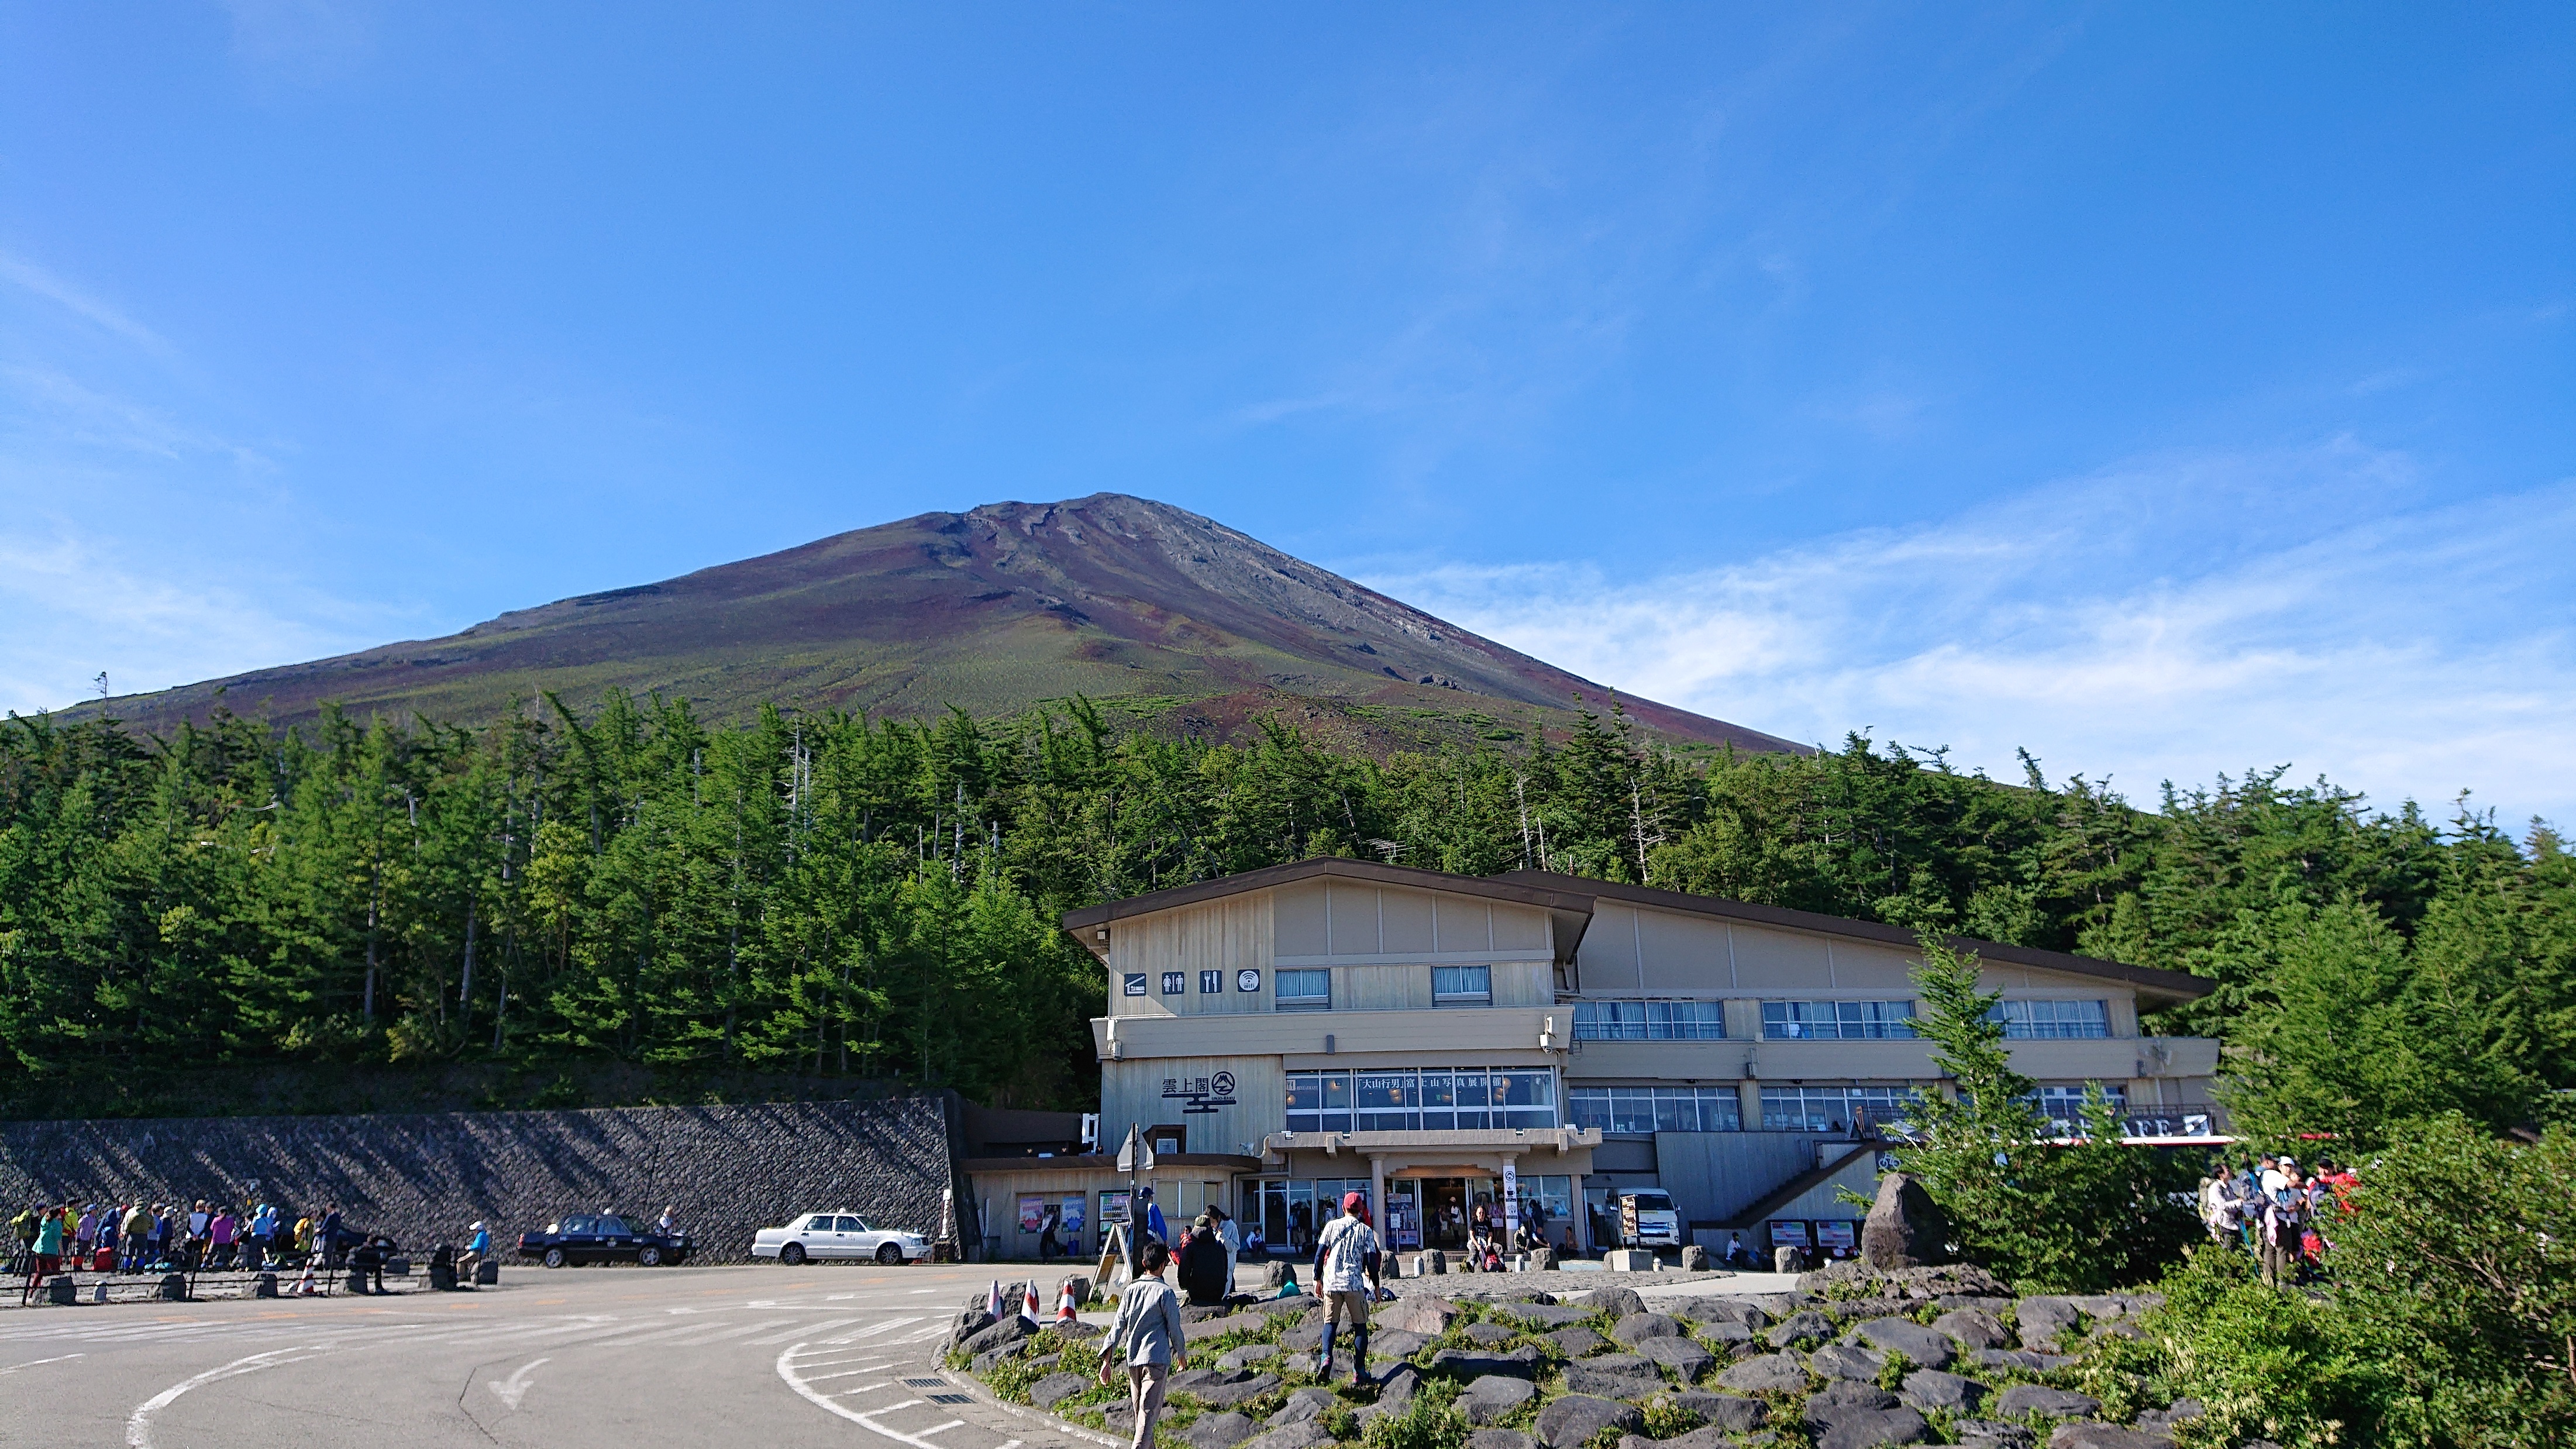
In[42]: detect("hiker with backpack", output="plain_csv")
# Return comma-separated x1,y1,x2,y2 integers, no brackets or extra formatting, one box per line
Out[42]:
1311,1190,1382,1385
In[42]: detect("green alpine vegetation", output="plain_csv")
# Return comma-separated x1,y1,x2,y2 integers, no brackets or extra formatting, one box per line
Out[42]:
0,691,2569,1135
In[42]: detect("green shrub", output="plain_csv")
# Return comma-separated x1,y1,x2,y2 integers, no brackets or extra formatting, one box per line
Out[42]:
1872,1349,1914,1393
2115,1122,2576,1449
1363,1400,1469,1449
1640,1396,1704,1438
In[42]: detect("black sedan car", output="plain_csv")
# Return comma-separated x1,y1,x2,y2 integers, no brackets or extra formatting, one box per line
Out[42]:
516,1213,694,1268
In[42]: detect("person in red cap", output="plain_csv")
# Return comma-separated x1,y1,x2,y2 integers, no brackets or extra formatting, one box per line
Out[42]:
1311,1190,1382,1384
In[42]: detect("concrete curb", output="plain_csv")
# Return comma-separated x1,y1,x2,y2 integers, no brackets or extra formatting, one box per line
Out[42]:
924,1324,1127,1448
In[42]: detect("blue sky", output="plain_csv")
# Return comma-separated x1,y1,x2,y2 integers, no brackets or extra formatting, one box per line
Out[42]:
4,4,2571,823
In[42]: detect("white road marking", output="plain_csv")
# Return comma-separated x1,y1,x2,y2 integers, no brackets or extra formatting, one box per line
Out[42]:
0,1352,83,1373
822,1315,923,1343
746,1316,874,1344
127,1347,321,1448
659,1317,805,1347
914,1419,967,1437
486,1357,550,1410
803,1365,895,1382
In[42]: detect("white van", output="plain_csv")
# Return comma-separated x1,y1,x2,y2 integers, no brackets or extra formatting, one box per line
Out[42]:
1618,1189,1682,1249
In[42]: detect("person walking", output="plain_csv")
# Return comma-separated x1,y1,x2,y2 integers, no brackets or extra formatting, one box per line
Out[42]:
1177,1216,1229,1307
1312,1190,1381,1385
1096,1239,1187,1449
1039,1208,1062,1264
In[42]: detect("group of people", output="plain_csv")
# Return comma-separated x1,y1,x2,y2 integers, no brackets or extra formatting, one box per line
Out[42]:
1092,1189,1388,1449
8,1198,380,1297
2199,1152,2358,1286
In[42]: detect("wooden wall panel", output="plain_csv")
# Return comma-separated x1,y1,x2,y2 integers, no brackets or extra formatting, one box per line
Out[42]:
1434,896,1493,954
1727,924,1830,987
1637,909,1731,991
1275,882,1329,958
1380,889,1437,954
1493,903,1548,953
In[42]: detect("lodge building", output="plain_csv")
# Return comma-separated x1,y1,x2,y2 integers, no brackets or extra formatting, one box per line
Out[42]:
962,858,2217,1262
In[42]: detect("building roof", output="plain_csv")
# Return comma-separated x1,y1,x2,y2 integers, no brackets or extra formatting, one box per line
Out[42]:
1060,856,2210,1004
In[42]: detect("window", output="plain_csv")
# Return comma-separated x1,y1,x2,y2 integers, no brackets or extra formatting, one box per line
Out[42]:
1569,1085,1742,1134
599,1217,632,1236
1286,1071,1353,1133
1990,999,2110,1038
1276,969,1331,1011
835,1216,867,1232
1762,1000,1917,1040
1354,1071,1421,1131
1571,1000,1727,1040
2036,1083,2128,1132
1432,965,1492,1004
1288,1067,1557,1133
1494,1069,1557,1129
1421,1069,1490,1130
1759,1085,1926,1133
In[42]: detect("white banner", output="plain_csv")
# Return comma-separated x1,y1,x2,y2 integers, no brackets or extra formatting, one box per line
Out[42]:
1501,1161,1519,1245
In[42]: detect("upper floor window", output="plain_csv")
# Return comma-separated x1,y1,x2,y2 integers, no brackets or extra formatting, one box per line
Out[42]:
1276,969,1331,1011
1568,1085,1742,1134
1432,965,1492,1005
1762,1000,1916,1040
2036,1082,2128,1133
1573,1000,1726,1040
1759,1084,1925,1134
1989,999,2110,1038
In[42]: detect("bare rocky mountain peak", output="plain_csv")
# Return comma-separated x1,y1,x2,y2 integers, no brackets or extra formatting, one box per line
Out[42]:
73,492,1803,755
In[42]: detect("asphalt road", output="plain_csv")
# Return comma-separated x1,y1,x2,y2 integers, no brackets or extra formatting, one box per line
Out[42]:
0,1261,1107,1449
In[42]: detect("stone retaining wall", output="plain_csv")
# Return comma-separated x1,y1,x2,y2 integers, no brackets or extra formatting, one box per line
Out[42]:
0,1095,964,1261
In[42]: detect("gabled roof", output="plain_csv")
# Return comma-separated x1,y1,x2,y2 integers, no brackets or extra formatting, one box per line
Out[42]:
1060,856,2210,1004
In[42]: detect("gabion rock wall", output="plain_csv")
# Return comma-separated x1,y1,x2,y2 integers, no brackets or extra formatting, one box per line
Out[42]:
0,1095,962,1261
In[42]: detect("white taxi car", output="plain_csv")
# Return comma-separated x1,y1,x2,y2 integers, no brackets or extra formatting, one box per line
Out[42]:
752,1212,930,1266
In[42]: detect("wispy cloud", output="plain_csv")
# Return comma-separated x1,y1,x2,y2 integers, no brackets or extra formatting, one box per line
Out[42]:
1355,443,2576,825
0,253,174,356
0,523,390,717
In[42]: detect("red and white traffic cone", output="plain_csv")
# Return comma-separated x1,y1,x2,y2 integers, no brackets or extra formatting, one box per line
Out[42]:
1024,1282,1042,1323
987,1279,1003,1319
1056,1279,1080,1324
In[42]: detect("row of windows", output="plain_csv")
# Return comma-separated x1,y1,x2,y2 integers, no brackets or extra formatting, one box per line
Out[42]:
1571,1001,1726,1040
1284,1068,1557,1133
1565,1082,2131,1135
1560,997,2114,1040
1763,1000,1918,1038
1132,971,2107,1035
1568,1086,1742,1133
1993,999,2110,1038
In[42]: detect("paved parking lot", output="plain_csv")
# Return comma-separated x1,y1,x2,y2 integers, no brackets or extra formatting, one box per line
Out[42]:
0,1261,1103,1449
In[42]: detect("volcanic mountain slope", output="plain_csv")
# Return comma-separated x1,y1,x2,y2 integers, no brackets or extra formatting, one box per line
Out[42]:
80,494,1805,752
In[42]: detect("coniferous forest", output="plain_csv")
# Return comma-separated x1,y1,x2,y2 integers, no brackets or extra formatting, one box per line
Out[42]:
0,693,2567,1137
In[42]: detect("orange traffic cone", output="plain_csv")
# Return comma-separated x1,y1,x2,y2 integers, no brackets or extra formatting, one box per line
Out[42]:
1056,1279,1080,1324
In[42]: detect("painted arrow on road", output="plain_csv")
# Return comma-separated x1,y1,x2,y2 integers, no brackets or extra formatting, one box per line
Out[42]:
487,1357,550,1410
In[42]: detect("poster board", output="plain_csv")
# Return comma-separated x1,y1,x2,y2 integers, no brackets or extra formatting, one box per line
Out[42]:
1814,1220,1855,1252
1018,1196,1047,1234
1768,1219,1812,1247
